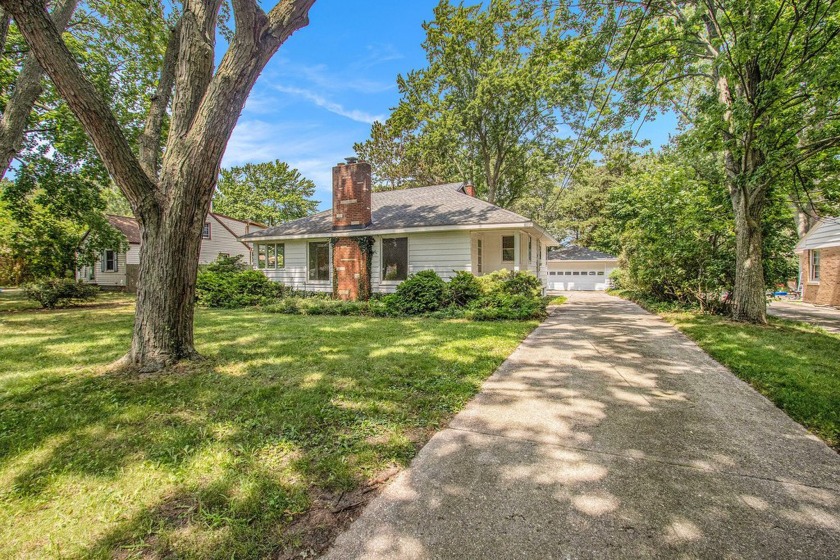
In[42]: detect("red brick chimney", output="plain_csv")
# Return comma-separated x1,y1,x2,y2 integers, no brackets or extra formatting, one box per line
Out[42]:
333,158,372,229
463,183,476,197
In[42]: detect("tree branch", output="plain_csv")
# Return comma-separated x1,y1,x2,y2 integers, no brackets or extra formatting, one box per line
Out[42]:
1,0,158,207
138,19,181,178
0,0,76,179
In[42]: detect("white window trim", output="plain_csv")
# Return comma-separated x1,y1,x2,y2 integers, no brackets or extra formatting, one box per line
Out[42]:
308,240,331,283
103,250,118,272
501,235,515,263
381,235,410,283
809,249,821,283
202,221,212,240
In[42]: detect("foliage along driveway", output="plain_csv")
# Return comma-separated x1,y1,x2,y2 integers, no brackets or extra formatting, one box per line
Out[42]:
326,292,840,559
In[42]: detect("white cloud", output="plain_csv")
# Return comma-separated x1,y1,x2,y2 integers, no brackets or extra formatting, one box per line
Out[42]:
274,85,386,124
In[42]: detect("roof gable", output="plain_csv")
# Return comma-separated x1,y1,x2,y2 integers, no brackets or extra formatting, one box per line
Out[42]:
796,217,840,251
107,215,141,244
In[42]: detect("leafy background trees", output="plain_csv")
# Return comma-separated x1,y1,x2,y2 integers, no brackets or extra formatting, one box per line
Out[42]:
212,160,317,226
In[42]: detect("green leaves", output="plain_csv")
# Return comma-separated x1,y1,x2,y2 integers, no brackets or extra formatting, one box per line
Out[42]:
212,160,318,227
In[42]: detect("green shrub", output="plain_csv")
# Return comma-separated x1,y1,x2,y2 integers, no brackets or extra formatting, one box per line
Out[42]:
386,270,448,314
478,269,542,297
447,270,483,306
466,292,547,321
23,279,98,309
196,260,286,308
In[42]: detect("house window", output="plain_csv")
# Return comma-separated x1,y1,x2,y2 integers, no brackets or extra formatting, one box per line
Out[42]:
102,250,117,272
256,244,285,269
308,241,330,281
382,237,408,281
597,271,605,276
811,250,821,281
476,239,483,274
219,252,229,258
502,235,515,262
202,222,211,239
528,237,532,262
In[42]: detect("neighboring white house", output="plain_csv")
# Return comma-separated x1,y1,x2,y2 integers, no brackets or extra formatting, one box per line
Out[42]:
78,213,265,290
546,246,618,291
240,158,559,300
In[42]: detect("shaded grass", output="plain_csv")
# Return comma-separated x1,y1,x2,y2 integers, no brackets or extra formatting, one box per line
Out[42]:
0,299,535,558
0,287,133,313
662,311,840,451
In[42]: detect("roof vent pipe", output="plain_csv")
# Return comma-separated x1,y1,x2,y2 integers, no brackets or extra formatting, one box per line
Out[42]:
345,156,358,164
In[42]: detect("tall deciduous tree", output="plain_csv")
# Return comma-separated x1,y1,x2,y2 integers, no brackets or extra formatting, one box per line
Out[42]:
357,0,596,206
213,160,317,226
593,0,840,323
2,0,316,371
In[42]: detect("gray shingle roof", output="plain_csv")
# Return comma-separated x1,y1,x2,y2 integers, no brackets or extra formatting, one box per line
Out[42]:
241,183,537,239
548,246,617,261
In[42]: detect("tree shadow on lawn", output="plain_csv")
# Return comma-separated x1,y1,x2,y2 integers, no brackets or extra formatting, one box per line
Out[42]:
0,308,533,558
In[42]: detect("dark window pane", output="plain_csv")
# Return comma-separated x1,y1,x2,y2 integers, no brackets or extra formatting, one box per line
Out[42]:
202,222,211,239
277,244,285,268
309,242,330,281
382,237,408,281
502,235,515,262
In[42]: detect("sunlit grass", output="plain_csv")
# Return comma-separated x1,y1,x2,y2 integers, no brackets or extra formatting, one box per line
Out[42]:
0,298,535,558
663,312,840,451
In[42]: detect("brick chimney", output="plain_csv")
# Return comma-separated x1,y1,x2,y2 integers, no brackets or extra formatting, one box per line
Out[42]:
462,183,476,197
333,157,372,230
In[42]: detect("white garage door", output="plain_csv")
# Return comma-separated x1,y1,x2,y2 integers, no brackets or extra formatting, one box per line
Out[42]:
548,269,608,291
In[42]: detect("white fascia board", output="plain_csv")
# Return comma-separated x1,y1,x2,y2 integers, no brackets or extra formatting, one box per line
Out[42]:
239,222,547,242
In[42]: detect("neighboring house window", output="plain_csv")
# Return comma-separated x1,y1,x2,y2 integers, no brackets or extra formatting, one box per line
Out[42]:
202,222,211,239
528,237,532,262
811,250,821,281
382,237,408,281
219,252,229,258
87,266,95,280
502,235,515,262
476,239,483,274
101,250,118,272
308,241,330,281
256,243,285,269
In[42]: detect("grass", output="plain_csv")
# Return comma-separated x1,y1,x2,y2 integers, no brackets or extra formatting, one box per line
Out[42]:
606,287,840,451
547,295,568,306
0,287,132,313
0,297,536,558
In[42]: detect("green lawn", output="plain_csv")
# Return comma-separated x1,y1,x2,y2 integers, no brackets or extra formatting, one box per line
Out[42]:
0,298,536,558
662,311,840,451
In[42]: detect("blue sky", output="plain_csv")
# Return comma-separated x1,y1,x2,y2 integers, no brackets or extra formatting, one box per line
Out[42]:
222,1,678,210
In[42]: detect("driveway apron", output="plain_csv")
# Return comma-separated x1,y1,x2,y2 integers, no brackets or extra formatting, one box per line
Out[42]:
325,292,840,559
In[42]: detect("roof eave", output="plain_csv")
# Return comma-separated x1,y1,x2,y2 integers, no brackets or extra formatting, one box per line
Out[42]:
239,222,548,242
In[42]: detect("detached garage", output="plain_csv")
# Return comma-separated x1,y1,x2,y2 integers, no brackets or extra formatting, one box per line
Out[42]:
547,246,619,291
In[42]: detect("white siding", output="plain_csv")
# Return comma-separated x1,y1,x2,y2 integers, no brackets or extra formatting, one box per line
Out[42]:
372,231,472,294
199,214,258,264
91,250,128,287
797,218,840,251
258,238,332,293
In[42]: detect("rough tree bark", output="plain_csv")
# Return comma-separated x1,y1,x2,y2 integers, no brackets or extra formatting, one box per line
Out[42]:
3,0,316,371
0,0,77,179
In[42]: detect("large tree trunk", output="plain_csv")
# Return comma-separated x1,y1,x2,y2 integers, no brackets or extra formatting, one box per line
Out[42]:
127,206,205,370
730,183,767,323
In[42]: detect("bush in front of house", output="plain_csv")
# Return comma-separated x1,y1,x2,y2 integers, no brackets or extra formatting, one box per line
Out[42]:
23,278,98,309
384,269,448,315
447,270,483,306
477,268,543,298
196,255,287,308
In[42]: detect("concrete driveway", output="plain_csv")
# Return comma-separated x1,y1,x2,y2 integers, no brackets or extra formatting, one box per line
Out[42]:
325,292,840,559
768,300,840,334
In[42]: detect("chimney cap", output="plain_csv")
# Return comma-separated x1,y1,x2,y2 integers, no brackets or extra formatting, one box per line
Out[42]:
345,156,358,164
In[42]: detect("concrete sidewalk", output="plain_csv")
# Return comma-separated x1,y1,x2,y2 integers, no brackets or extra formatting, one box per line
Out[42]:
325,292,840,559
769,300,840,334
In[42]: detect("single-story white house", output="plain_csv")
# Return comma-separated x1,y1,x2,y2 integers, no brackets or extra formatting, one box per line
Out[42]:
240,158,559,300
795,217,840,306
78,212,264,290
546,246,618,291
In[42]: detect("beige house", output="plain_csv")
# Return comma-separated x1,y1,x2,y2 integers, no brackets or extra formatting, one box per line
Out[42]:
240,159,559,300
78,213,264,290
796,217,840,306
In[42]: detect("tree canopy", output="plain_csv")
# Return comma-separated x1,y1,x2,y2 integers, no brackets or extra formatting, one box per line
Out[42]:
212,160,318,226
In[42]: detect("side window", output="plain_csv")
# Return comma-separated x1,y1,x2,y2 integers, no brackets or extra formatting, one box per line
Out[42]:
382,237,408,281
502,235,515,262
811,250,821,281
202,222,211,239
102,250,118,272
257,244,267,269
476,239,483,274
